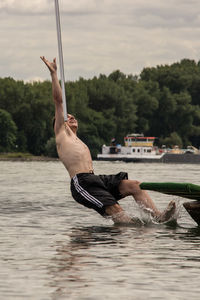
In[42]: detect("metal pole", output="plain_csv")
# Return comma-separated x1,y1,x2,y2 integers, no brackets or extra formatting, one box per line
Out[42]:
54,0,67,121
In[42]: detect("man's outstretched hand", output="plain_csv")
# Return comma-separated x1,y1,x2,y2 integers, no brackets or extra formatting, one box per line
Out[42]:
40,56,57,74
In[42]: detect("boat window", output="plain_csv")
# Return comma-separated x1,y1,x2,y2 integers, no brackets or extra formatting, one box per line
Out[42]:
132,149,135,152
137,149,140,153
147,149,151,153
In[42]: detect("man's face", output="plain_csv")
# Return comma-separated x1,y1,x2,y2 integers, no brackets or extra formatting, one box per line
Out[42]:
66,114,78,130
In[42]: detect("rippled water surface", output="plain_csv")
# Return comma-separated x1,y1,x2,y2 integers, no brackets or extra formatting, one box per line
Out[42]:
0,161,200,300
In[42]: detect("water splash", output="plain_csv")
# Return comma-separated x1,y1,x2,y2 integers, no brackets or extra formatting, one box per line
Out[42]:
147,198,181,225
129,198,182,226
105,210,145,226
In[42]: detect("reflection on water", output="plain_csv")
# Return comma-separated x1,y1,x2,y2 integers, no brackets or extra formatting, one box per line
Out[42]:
49,226,123,299
48,224,200,300
0,161,200,300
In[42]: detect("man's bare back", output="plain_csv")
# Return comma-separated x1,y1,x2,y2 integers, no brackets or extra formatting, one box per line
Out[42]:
56,116,94,178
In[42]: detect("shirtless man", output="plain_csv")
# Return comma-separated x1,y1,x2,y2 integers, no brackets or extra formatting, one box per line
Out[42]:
41,56,176,224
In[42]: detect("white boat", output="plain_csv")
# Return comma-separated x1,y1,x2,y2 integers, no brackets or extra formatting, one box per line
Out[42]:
97,134,164,162
97,134,200,163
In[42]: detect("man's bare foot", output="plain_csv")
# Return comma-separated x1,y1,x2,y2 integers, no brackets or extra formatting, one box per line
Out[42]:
155,200,176,223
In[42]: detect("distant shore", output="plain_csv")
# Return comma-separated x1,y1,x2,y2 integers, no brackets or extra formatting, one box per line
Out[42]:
0,153,59,161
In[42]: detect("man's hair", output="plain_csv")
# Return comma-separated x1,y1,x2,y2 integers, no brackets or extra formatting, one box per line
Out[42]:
52,117,56,130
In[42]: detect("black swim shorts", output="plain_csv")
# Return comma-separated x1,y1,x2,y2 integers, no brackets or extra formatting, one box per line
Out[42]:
70,172,128,216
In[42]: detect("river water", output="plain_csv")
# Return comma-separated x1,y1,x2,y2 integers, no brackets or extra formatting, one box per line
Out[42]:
0,160,200,300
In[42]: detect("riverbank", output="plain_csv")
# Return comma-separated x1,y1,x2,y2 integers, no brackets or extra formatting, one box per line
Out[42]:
0,153,58,161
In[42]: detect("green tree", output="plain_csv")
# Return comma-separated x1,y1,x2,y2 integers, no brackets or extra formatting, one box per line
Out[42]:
1,58,200,156
160,132,183,148
0,109,17,152
45,137,58,157
132,80,159,134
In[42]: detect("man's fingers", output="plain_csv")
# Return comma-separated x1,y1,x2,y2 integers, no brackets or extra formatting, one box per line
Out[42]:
40,56,55,67
40,56,56,73
40,56,50,68
40,56,49,64
40,56,48,65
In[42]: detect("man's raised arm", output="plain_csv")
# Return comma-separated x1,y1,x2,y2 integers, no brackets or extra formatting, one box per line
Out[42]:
40,56,64,133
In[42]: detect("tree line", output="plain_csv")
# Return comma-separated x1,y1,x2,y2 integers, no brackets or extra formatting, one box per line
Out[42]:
0,58,200,158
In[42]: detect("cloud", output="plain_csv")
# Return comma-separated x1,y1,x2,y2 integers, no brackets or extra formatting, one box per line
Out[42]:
0,0,53,14
0,0,200,81
0,0,103,15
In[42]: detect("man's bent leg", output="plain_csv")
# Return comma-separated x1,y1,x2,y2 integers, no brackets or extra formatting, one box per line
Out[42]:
119,180,176,222
119,180,160,215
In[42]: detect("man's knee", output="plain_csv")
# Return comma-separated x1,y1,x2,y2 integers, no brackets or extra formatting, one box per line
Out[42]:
119,179,141,197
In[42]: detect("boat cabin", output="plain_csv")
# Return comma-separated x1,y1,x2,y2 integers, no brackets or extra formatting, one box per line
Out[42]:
124,134,156,147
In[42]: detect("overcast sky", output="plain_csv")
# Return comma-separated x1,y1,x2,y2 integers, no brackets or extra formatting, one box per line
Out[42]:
1,0,200,82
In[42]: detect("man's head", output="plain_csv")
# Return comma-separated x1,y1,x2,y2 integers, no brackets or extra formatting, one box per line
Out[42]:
52,114,78,133
66,114,78,133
